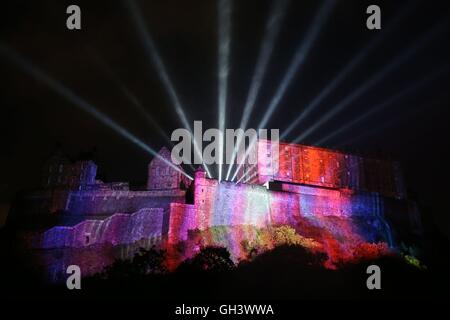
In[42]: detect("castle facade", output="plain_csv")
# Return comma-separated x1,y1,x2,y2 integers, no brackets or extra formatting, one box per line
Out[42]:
24,141,421,251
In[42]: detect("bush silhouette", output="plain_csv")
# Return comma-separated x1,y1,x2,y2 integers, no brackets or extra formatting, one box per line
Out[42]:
177,246,235,273
101,247,167,279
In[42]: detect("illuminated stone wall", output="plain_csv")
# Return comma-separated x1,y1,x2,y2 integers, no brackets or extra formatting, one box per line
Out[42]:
38,173,413,249
167,203,196,243
166,172,397,244
42,153,97,190
39,208,164,248
242,140,406,199
147,146,191,190
65,189,186,215
35,145,415,251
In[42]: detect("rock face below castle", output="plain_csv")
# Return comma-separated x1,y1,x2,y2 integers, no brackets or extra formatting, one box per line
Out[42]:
26,143,421,253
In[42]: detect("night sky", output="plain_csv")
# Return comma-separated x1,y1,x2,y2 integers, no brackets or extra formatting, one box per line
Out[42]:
1,0,450,235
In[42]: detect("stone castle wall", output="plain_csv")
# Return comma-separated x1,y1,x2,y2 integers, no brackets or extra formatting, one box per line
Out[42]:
65,189,186,215
38,174,415,248
241,140,406,199
147,146,191,190
35,147,417,250
166,173,405,244
39,208,164,248
167,203,196,243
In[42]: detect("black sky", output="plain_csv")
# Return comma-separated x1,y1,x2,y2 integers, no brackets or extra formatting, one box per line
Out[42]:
1,0,450,234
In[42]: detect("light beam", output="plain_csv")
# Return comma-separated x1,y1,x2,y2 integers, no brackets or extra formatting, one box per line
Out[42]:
230,134,258,181
91,55,196,172
92,53,170,143
225,0,289,181
230,0,336,182
126,0,211,178
0,43,193,180
314,64,450,147
292,17,450,144
257,0,337,130
217,0,232,182
336,107,425,148
280,2,417,141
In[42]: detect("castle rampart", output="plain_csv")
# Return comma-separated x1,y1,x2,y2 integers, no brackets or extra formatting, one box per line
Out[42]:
33,143,420,251
39,208,164,248
165,171,410,244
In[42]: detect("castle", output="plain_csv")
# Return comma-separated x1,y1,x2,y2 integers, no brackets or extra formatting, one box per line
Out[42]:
21,140,421,253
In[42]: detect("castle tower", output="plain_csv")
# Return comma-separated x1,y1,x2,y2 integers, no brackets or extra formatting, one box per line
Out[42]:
147,147,190,190
194,166,207,180
42,150,97,190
